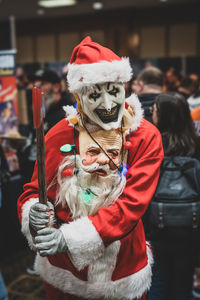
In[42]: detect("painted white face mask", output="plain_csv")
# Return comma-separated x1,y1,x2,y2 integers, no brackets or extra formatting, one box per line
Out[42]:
78,82,125,130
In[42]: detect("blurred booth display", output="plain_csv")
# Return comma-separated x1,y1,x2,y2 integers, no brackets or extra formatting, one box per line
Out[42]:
0,100,18,136
0,49,18,137
0,50,25,172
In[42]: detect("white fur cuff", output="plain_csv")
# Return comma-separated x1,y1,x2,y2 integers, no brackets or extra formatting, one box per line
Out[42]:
21,198,39,250
60,217,104,270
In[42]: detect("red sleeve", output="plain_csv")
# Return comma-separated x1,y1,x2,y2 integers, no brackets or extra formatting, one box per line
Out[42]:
88,120,164,246
17,119,74,223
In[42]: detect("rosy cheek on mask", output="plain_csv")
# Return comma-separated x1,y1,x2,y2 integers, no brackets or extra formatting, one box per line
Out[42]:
109,157,120,170
109,161,118,170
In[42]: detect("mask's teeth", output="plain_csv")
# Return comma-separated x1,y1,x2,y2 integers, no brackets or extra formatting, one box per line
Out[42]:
95,105,120,123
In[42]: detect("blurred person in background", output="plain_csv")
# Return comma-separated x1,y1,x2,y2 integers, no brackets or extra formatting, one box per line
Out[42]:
187,77,200,111
16,66,29,90
60,64,69,94
189,73,199,83
131,67,164,123
60,64,75,105
35,69,73,133
26,72,35,90
17,70,38,182
177,76,199,100
18,68,74,182
164,67,181,92
0,145,10,300
146,93,200,300
191,107,200,136
124,75,136,98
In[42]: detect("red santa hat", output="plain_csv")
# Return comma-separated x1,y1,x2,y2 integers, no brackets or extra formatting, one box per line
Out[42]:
67,36,132,93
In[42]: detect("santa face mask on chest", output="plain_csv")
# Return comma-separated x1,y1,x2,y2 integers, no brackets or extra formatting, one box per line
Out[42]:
78,82,125,130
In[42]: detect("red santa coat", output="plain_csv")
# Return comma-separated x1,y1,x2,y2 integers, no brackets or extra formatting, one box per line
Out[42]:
17,95,163,300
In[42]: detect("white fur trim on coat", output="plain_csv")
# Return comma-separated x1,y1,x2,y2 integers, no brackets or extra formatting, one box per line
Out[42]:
63,105,78,118
67,58,132,93
88,240,120,283
126,93,144,133
63,105,78,127
21,198,39,250
60,217,104,271
34,244,153,299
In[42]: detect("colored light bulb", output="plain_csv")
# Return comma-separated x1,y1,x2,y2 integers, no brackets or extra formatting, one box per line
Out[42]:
60,144,76,153
62,169,74,176
124,141,132,149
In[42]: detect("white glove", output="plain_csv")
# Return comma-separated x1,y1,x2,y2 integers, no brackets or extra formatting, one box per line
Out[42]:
34,227,68,256
29,202,55,232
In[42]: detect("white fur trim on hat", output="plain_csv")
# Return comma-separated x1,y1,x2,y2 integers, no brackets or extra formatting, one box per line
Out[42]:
60,217,104,271
34,244,153,299
67,58,132,93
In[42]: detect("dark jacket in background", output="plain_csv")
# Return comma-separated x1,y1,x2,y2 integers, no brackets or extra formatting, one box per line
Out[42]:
138,93,159,123
0,145,10,191
146,134,200,299
44,92,73,133
144,134,200,255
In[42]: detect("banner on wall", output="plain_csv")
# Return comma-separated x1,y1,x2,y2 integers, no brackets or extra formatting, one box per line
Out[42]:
0,49,18,137
0,50,25,172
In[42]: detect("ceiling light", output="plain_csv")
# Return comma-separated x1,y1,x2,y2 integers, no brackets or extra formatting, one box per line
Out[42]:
93,2,103,10
38,0,76,8
160,0,168,2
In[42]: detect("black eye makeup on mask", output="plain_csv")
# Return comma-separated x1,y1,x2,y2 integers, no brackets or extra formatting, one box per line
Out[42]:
89,90,101,101
108,86,119,97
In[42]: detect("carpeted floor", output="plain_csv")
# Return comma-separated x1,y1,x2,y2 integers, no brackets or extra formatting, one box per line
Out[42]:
0,248,45,299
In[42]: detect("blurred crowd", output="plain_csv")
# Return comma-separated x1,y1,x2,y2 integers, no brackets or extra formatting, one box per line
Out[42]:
125,66,200,300
125,66,200,135
1,63,200,300
16,65,74,133
16,65,74,181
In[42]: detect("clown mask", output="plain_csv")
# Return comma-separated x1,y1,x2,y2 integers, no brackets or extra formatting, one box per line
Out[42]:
78,82,125,130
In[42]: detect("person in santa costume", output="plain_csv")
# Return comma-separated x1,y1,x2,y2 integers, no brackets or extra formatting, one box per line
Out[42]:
17,36,164,300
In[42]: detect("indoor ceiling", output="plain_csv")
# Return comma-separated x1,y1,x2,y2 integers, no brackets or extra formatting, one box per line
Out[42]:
0,0,198,21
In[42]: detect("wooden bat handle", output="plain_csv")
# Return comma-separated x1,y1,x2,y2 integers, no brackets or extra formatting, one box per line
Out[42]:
36,123,47,204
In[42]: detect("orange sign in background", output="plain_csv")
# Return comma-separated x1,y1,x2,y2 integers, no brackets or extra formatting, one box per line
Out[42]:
0,50,18,136
0,76,17,103
0,50,20,172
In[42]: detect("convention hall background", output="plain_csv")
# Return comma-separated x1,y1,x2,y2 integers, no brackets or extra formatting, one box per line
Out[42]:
0,0,200,299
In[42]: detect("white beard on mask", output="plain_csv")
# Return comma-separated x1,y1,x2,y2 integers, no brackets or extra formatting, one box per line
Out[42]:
56,155,126,220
